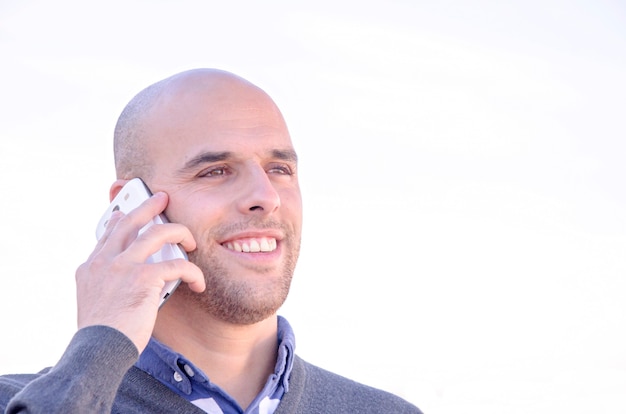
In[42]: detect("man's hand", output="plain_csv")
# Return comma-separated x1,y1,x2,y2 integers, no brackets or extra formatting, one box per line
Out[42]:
75,192,205,353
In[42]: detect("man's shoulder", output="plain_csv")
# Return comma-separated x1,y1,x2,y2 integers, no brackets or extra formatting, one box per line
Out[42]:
0,370,49,409
278,355,422,414
0,367,204,414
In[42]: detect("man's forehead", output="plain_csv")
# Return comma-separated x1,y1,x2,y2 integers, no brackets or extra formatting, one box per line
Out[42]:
143,88,288,144
149,71,275,118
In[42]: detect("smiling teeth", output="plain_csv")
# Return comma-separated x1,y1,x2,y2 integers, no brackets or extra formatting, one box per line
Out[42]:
224,238,277,253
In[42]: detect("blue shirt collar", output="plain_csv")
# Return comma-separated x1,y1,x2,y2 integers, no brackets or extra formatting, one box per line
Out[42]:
135,316,295,402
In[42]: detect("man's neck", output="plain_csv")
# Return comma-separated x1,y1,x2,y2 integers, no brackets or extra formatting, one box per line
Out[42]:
152,298,279,409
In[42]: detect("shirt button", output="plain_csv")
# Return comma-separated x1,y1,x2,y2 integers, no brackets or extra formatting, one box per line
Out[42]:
173,371,183,382
183,364,195,377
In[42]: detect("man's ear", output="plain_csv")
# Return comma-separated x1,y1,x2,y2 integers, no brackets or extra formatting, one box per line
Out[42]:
109,179,130,202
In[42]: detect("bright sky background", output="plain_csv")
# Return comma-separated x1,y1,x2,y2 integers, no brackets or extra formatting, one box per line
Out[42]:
1,1,625,413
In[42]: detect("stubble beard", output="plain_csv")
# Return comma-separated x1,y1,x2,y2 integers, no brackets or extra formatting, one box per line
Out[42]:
180,223,300,325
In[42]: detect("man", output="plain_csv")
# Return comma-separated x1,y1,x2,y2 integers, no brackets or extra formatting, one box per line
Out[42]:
0,69,421,413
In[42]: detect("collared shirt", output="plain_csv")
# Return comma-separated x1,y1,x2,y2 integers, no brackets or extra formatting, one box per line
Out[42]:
135,316,296,414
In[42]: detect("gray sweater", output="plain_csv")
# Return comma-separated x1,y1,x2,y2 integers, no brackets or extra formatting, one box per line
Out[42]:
0,326,421,413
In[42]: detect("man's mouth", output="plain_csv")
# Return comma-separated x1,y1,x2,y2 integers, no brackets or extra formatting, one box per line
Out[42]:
222,237,278,253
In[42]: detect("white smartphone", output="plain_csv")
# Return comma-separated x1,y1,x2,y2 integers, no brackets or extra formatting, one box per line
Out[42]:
95,178,185,307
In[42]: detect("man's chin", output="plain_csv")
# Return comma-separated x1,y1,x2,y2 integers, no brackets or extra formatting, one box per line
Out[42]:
171,279,290,325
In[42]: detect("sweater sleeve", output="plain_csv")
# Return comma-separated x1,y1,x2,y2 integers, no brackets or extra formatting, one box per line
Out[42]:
4,325,138,414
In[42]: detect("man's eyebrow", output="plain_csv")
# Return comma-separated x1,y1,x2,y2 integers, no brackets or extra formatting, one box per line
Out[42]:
271,149,298,163
178,151,232,173
177,149,298,174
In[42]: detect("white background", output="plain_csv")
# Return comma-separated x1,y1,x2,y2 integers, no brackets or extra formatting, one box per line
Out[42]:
1,1,625,413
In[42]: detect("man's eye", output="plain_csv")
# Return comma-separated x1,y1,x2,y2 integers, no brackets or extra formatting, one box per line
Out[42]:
199,166,228,177
268,164,294,175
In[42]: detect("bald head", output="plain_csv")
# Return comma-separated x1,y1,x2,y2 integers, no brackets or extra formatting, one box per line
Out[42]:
113,69,285,180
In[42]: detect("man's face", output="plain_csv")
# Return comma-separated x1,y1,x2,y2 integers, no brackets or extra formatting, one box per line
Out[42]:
141,77,302,324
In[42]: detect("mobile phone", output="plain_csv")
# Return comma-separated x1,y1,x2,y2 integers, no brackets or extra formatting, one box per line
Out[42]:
95,178,185,307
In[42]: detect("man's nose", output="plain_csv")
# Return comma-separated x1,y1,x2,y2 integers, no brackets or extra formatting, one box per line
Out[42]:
236,166,281,214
